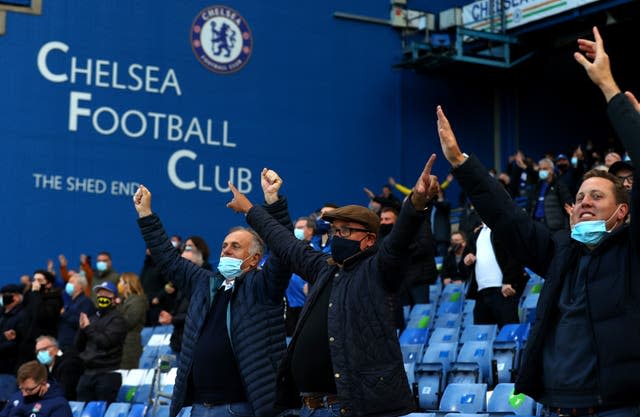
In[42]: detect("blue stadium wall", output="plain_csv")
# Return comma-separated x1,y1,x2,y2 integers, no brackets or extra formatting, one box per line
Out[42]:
1,0,637,283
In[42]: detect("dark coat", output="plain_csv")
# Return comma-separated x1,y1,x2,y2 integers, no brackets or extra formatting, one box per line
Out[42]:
246,199,427,417
75,306,127,372
58,293,96,350
527,178,573,232
441,245,474,282
0,303,26,374
0,381,72,417
49,351,85,401
453,94,640,407
137,197,292,417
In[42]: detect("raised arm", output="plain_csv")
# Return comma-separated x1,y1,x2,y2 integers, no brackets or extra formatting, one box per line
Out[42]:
133,185,210,295
575,26,640,254
227,182,330,284
436,106,555,276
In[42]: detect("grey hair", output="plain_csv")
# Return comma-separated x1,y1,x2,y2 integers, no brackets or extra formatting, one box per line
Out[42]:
35,335,58,347
538,158,555,171
228,226,265,257
72,274,88,290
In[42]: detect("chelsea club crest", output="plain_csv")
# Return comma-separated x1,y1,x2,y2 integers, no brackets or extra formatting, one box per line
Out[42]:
191,5,253,74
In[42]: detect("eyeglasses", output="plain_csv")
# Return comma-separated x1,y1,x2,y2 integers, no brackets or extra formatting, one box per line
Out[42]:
19,382,42,395
617,174,634,184
334,226,370,238
35,345,54,353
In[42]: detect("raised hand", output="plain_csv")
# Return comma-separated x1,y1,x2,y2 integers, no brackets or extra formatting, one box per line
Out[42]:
411,153,439,210
58,254,67,267
133,185,152,218
261,168,283,204
363,187,375,199
574,26,620,102
226,182,254,214
436,106,467,167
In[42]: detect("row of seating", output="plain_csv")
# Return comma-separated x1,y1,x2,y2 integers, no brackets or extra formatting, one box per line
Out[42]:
116,368,177,404
405,383,536,416
69,401,192,417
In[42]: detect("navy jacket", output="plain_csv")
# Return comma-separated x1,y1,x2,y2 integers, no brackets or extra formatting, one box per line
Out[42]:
246,198,427,417
0,304,26,374
453,93,639,405
0,381,72,417
137,197,292,417
58,294,96,350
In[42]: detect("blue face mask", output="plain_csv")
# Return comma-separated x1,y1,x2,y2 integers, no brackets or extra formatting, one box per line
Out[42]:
217,256,251,279
294,228,305,240
96,261,108,272
538,170,549,181
65,283,75,297
571,156,578,167
571,205,621,245
37,350,53,365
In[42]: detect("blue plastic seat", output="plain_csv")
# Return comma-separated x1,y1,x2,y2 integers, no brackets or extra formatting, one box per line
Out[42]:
139,346,160,369
449,341,493,384
132,368,156,404
69,401,85,417
81,401,107,417
437,301,463,316
434,313,462,329
463,299,476,314
152,325,174,336
104,403,131,417
519,294,539,324
141,327,154,347
402,343,424,364
429,327,459,345
151,405,170,417
460,324,497,343
439,383,487,413
488,383,535,415
117,369,150,402
410,304,433,320
404,362,416,389
416,342,457,410
496,323,530,348
175,407,191,417
127,404,147,417
494,324,531,383
400,327,429,345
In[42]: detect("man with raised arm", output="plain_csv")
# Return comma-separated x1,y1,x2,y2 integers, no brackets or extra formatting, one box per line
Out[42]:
226,155,439,417
434,26,639,417
132,168,293,417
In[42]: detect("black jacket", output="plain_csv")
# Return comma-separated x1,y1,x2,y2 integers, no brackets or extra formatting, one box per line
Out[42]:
50,351,85,401
527,178,573,232
453,92,639,406
441,245,474,282
246,199,426,417
137,197,292,417
0,303,26,373
75,306,127,372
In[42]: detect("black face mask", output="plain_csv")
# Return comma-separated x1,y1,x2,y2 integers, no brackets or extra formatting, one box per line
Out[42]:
2,294,14,306
331,236,363,264
378,224,393,238
450,243,461,253
23,394,41,403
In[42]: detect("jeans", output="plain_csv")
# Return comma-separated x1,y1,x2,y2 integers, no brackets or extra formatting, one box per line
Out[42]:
299,403,343,417
76,371,122,402
191,402,253,417
542,406,640,417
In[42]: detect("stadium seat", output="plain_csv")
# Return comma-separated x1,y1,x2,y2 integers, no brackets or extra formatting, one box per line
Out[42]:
519,294,539,324
150,405,170,417
404,414,436,417
152,325,174,336
439,383,487,413
402,343,424,364
127,403,147,417
448,341,493,384
405,362,416,390
416,342,457,410
488,383,535,415
104,403,131,417
494,324,531,383
460,324,497,343
133,367,156,404
429,327,459,345
400,328,429,345
141,327,154,347
117,368,149,402
176,407,191,417
434,313,462,329
81,401,107,417
69,401,85,417
410,304,433,320
139,346,160,369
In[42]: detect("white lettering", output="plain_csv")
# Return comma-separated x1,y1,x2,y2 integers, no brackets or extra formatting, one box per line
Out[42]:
68,91,92,131
37,41,69,83
167,150,197,190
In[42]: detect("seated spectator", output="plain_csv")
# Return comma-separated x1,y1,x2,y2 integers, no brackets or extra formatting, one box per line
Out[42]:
0,361,72,417
35,336,84,401
75,282,127,402
117,273,149,369
58,274,95,351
